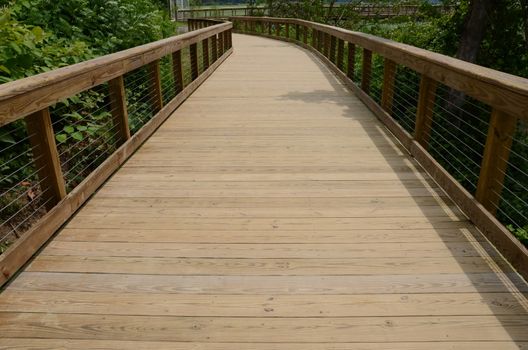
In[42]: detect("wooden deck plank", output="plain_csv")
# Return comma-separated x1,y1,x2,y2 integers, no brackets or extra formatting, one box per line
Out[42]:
0,33,527,348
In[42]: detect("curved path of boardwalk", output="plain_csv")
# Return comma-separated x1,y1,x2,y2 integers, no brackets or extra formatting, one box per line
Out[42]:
0,34,527,349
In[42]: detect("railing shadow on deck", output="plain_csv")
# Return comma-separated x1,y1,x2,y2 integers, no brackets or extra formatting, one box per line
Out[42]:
229,16,528,285
263,34,528,344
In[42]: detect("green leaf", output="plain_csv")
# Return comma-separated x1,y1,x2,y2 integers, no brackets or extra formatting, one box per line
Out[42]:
71,132,84,141
0,133,16,144
55,134,67,143
63,125,74,133
9,42,22,55
0,65,11,74
76,125,87,131
31,26,44,41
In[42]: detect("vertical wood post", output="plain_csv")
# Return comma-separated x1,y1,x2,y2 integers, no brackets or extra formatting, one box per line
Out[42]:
222,30,229,52
244,20,248,32
268,21,272,35
25,108,66,209
275,23,281,37
190,43,199,81
202,38,210,70
172,50,184,93
311,29,317,48
285,23,290,38
108,75,130,145
318,31,324,52
337,39,344,71
414,75,437,148
211,35,218,62
347,42,356,80
218,32,224,57
361,49,372,93
330,36,337,63
324,33,331,57
476,110,517,214
381,58,397,114
148,59,163,112
295,24,300,41
303,26,308,44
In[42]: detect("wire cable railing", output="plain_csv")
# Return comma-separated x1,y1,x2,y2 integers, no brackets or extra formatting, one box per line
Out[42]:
0,18,232,285
231,15,528,281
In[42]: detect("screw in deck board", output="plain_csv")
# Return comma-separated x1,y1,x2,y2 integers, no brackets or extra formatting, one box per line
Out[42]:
414,75,437,148
24,107,66,210
476,109,517,214
108,75,131,145
361,48,372,93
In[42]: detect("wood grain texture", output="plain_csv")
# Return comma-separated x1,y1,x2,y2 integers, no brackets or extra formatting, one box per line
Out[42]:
1,34,527,348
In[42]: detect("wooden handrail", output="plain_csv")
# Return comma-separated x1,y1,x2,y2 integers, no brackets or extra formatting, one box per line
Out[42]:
231,16,528,282
232,16,528,120
0,20,233,286
0,22,231,127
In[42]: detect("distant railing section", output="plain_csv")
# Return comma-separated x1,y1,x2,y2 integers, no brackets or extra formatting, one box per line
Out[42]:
231,16,528,280
0,20,232,285
178,4,445,20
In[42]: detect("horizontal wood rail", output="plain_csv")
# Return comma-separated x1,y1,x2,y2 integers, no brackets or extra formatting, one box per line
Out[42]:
231,16,528,282
0,22,231,127
0,21,233,286
177,4,449,20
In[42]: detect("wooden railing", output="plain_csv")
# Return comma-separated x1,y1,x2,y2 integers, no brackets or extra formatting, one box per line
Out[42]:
230,16,528,281
0,20,232,286
177,4,446,20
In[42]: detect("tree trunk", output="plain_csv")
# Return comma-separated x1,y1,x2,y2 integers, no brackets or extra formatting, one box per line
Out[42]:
456,0,496,62
447,0,496,119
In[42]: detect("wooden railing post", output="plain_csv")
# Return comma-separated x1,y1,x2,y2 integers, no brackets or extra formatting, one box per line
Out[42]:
295,24,300,41
312,29,317,48
414,75,437,148
337,39,344,71
108,76,131,145
268,21,272,35
190,43,199,81
318,31,324,52
148,59,163,111
222,30,229,52
324,33,331,57
285,23,290,39
218,32,224,57
172,50,184,93
275,22,281,37
25,108,66,209
381,58,397,114
202,38,210,70
303,26,308,44
476,110,517,214
361,49,372,93
330,35,337,63
347,43,356,80
211,35,218,62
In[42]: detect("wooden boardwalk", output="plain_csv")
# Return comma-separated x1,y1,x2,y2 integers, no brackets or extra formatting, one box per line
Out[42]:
0,34,527,349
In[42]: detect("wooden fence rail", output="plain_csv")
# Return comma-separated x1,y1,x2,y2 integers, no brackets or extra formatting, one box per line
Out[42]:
0,19,232,286
230,16,528,281
177,4,451,21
